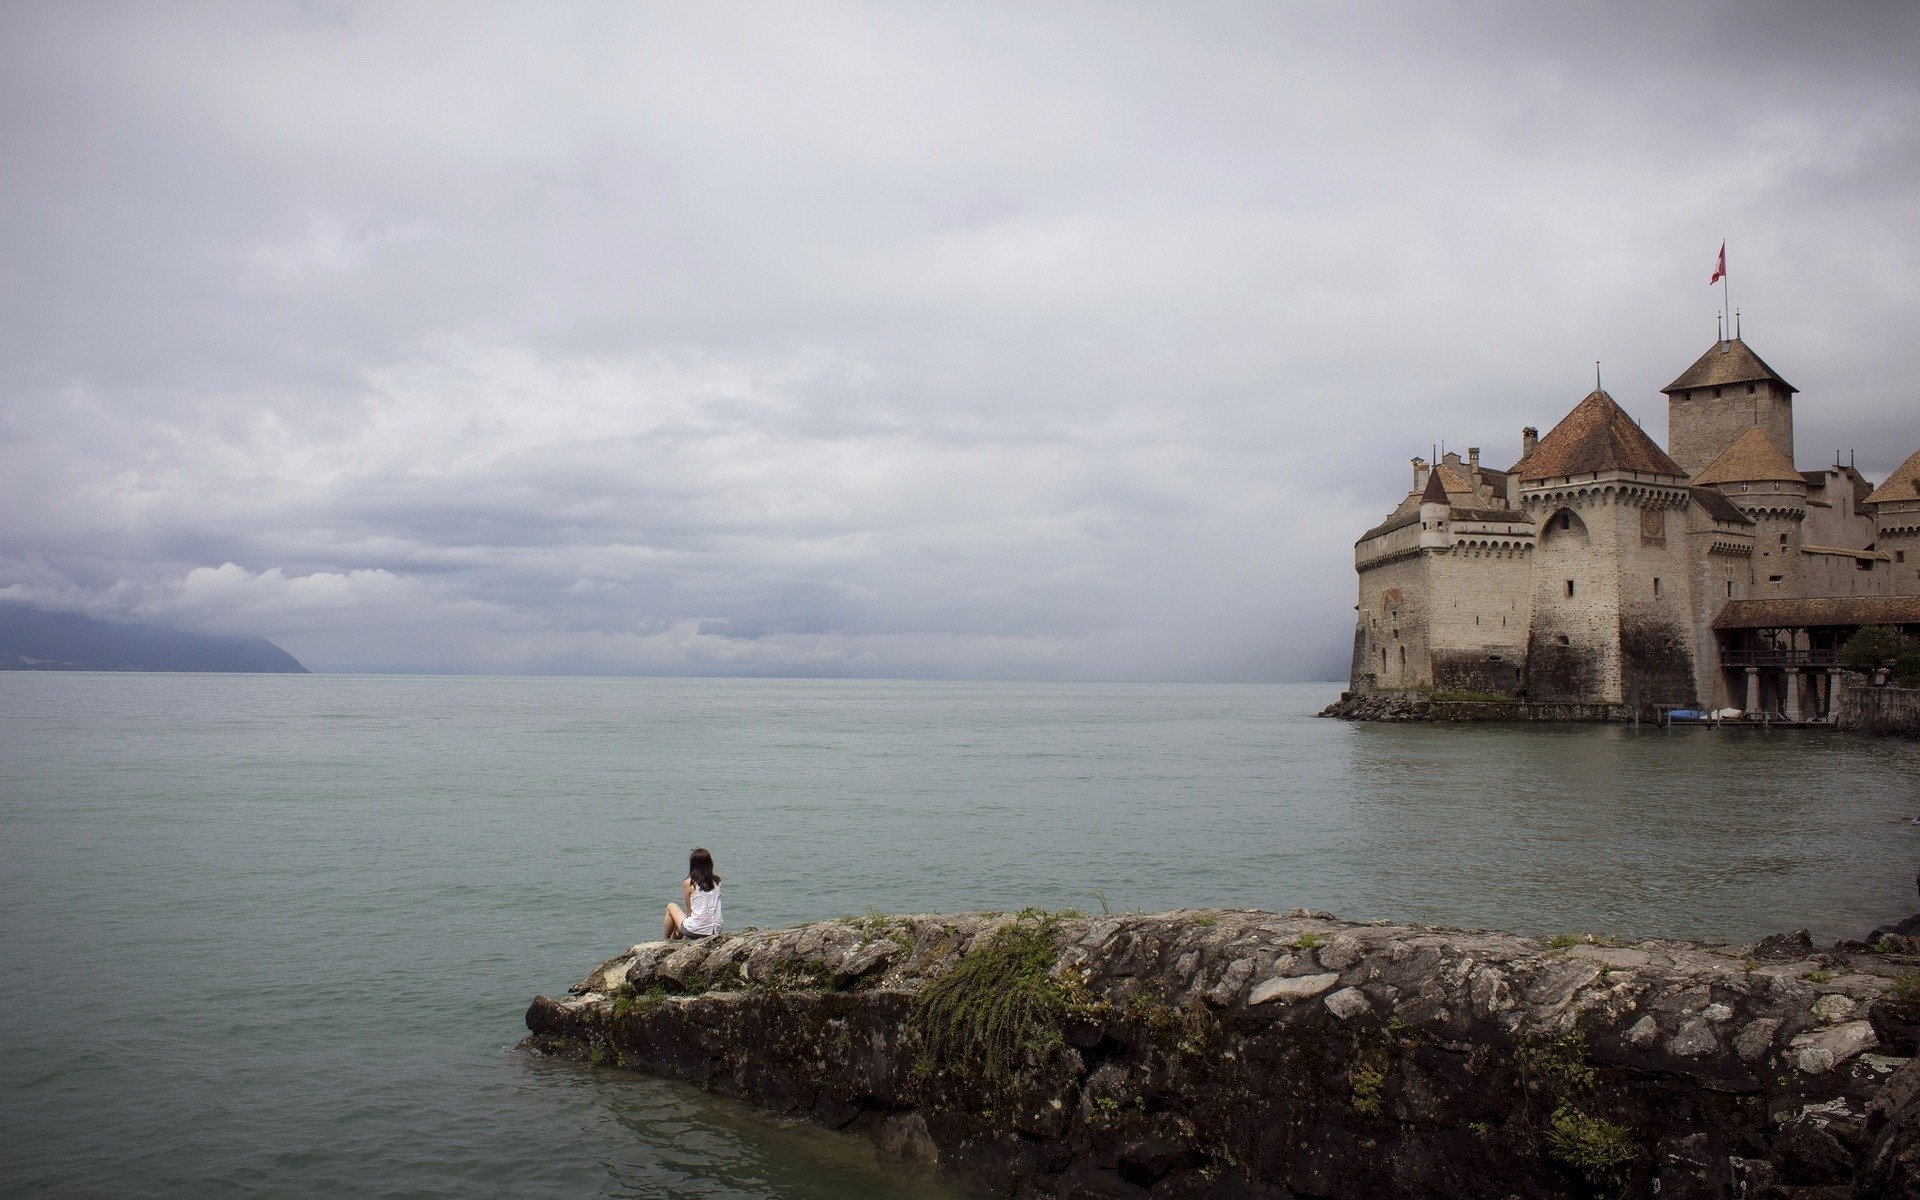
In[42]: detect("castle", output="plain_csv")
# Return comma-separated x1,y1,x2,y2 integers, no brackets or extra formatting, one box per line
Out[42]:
1346,334,1920,718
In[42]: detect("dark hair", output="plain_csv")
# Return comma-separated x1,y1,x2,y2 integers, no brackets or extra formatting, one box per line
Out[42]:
689,847,719,892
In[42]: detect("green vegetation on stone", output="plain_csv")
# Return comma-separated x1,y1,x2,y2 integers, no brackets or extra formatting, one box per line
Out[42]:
1350,1042,1389,1117
912,916,1098,1091
1546,1102,1636,1185
1516,1030,1597,1091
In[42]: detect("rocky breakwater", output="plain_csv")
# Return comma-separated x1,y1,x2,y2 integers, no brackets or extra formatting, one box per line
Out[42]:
1318,692,1441,721
524,910,1920,1199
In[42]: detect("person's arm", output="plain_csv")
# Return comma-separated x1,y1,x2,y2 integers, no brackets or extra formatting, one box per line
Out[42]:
683,878,694,908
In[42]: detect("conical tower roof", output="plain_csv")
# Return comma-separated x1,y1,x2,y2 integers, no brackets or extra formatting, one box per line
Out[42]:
1420,464,1449,503
1517,390,1686,482
1865,447,1920,505
1691,427,1803,485
1662,338,1797,395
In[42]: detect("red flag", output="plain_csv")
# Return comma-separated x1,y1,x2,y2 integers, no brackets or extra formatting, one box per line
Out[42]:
1710,241,1726,285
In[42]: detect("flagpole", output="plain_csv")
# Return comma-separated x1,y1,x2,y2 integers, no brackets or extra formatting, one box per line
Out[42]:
1722,240,1731,344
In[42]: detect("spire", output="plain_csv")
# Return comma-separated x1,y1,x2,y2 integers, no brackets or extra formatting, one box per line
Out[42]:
1420,464,1449,504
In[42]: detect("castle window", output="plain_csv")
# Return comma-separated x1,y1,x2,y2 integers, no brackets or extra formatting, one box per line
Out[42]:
1399,647,1406,667
1653,577,1661,597
1856,557,1874,571
1565,580,1575,597
1557,634,1571,646
1779,533,1788,548
1768,574,1783,582
1747,384,1756,394
1726,581,1733,597
1713,387,1722,398
1897,550,1906,563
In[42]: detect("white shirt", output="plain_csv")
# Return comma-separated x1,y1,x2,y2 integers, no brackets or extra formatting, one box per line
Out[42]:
686,881,723,934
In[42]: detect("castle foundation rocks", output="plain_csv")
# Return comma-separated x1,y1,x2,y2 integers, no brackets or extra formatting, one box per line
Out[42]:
524,909,1920,1199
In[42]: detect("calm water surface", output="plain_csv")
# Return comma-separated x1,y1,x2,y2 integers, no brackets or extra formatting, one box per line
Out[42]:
3,674,1917,1197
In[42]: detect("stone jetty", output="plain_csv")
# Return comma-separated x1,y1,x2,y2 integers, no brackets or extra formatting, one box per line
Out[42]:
524,909,1920,1198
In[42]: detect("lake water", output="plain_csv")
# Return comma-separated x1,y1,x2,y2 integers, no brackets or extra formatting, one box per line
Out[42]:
3,673,1917,1197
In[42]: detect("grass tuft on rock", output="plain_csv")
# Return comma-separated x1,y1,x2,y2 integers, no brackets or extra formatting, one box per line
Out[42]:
1546,1102,1636,1185
1516,1029,1597,1092
913,917,1085,1090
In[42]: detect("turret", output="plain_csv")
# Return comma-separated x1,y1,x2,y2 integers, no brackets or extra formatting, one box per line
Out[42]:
1417,462,1451,550
1662,338,1797,477
1865,447,1920,596
1693,428,1807,599
1516,389,1696,706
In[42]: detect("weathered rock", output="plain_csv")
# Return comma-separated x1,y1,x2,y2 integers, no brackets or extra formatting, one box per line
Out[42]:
1757,930,1818,960
525,908,1920,1200
1248,971,1339,1005
1324,986,1372,1020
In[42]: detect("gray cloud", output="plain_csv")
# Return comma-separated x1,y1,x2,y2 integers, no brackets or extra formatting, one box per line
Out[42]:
2,1,1917,677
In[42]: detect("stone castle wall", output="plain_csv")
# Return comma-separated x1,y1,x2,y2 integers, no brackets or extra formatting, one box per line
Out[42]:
1354,531,1432,691
1668,382,1794,477
1836,685,1920,738
1425,544,1531,694
1685,507,1753,709
1525,497,1623,702
1803,550,1893,599
1876,505,1920,596
1611,493,1701,706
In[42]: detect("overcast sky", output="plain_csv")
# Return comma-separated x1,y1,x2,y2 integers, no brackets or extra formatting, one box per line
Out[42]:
2,2,1917,679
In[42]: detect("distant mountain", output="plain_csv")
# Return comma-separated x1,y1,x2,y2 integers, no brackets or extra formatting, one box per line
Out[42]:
0,602,309,673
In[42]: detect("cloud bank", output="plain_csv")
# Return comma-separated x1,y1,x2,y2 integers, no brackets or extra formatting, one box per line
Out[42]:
3,2,1917,677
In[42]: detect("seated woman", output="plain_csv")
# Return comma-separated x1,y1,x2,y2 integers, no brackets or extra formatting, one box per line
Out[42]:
663,847,723,940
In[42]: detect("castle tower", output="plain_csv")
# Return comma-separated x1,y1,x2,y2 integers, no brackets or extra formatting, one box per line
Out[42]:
1661,338,1797,477
1866,447,1920,596
1417,460,1450,551
1517,390,1697,706
1692,427,1808,599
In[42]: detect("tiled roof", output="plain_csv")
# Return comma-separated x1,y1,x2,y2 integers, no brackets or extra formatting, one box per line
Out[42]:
1689,486,1753,526
1421,467,1450,503
1712,595,1920,630
1662,338,1797,395
1865,448,1920,506
1691,427,1804,485
1449,507,1526,523
1517,390,1687,482
1358,510,1421,542
1436,464,1477,494
1802,545,1889,561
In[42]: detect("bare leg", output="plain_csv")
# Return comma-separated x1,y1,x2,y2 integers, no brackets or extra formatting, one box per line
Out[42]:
664,902,686,940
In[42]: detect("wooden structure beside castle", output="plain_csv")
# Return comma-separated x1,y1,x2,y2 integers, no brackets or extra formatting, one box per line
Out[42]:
1348,336,1920,718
